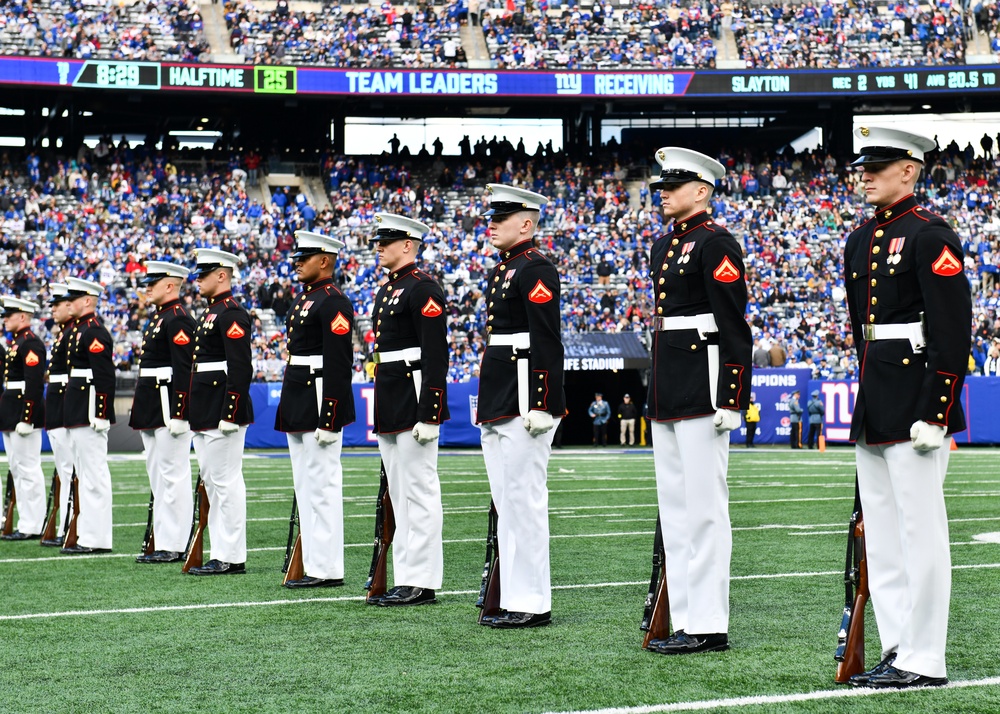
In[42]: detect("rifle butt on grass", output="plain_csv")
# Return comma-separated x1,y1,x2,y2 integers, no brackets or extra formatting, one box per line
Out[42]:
364,461,394,602
476,499,501,623
181,474,209,573
140,490,156,556
834,479,869,683
282,494,304,585
640,514,670,649
61,471,81,549
40,470,61,543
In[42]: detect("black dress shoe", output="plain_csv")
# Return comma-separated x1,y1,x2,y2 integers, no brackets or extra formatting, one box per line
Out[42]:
489,610,551,629
188,559,246,575
377,586,436,607
60,545,112,555
847,652,897,687
859,665,948,689
41,536,64,548
284,575,344,589
653,631,728,655
1,531,41,541
136,550,184,564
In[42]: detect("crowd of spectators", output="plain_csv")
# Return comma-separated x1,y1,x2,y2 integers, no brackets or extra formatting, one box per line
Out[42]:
733,0,968,69
483,0,721,69
1,131,998,387
0,0,209,62
224,0,469,67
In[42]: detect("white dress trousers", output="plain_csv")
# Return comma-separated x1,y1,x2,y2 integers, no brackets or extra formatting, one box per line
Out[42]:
856,436,951,679
377,430,444,590
651,416,732,635
288,431,344,580
480,416,560,615
2,430,46,535
141,427,194,553
192,427,247,564
67,425,113,549
47,427,75,534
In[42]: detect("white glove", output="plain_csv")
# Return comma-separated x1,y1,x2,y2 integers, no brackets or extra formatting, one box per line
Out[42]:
523,410,555,437
91,418,111,434
14,421,33,436
218,420,240,436
314,428,341,447
411,422,440,445
713,409,742,433
910,420,947,452
168,419,190,437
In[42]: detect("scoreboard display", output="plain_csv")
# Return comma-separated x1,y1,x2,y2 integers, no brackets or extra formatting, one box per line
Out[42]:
3,57,997,100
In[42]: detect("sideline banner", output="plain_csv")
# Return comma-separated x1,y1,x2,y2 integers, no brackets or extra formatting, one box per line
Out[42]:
729,369,811,446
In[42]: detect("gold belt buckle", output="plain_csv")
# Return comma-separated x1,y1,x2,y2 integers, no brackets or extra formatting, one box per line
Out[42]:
372,352,383,365
862,324,876,341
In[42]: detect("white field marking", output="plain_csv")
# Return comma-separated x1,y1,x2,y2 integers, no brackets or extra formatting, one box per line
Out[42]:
543,676,1000,714
558,514,626,519
971,532,1000,544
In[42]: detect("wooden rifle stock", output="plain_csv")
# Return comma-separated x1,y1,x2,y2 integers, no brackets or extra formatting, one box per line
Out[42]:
641,514,671,649
364,461,394,603
62,472,81,549
182,475,209,573
476,500,501,623
140,490,156,556
41,470,61,543
834,480,869,683
1,470,16,536
282,495,304,585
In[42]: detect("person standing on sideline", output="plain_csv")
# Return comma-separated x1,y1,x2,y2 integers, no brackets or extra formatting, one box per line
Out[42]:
131,261,196,564
805,389,824,449
187,248,253,575
744,393,760,448
276,231,355,588
787,389,803,448
41,283,75,547
588,392,610,446
477,184,564,629
0,297,47,540
644,148,752,654
60,278,115,555
617,393,639,446
844,126,970,689
368,213,449,607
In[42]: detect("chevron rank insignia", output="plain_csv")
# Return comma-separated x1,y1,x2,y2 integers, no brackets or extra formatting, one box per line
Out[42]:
528,280,554,303
173,330,191,345
330,312,351,334
931,246,962,276
226,323,246,339
24,350,39,366
88,339,105,353
421,298,443,317
713,256,741,283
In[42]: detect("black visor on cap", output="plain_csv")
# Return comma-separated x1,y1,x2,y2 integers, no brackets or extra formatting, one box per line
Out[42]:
650,168,713,189
369,228,413,243
851,145,923,166
484,201,533,217
140,272,170,286
192,262,225,277
290,246,327,259
49,294,71,305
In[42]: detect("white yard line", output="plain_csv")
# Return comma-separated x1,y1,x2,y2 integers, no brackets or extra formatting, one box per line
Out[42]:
544,676,1000,714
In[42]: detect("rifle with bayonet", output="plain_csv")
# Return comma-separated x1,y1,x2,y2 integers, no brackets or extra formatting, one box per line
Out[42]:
640,514,670,649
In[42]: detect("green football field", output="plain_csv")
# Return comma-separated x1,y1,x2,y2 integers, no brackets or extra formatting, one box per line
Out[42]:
3,446,1000,713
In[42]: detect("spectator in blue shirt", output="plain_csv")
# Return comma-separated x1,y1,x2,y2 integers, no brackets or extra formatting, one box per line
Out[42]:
588,392,611,446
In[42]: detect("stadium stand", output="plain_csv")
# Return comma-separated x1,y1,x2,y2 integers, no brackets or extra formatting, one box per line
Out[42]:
0,0,210,62
0,135,993,386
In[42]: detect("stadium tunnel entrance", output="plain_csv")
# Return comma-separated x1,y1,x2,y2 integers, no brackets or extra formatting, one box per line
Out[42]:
560,368,647,447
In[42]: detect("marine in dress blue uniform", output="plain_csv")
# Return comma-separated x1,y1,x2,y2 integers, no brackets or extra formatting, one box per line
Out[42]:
131,261,196,564
368,213,449,607
60,278,116,555
476,184,565,629
276,231,356,588
187,248,253,575
844,127,970,689
645,148,752,654
42,283,75,547
0,297,47,540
